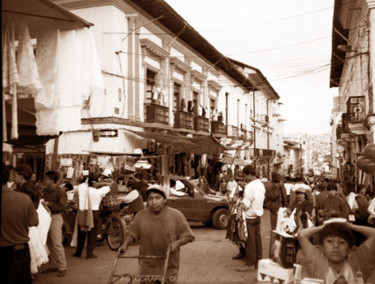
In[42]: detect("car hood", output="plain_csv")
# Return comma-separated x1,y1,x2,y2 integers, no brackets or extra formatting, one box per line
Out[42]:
205,194,227,202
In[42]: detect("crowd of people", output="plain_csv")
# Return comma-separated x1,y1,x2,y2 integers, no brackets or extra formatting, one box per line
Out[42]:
224,166,375,283
2,160,375,283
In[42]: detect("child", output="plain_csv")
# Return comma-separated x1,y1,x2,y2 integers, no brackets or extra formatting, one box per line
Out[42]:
298,220,375,283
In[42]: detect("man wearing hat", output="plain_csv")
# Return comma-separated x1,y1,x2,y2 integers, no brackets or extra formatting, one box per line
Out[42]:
120,184,195,283
288,186,314,231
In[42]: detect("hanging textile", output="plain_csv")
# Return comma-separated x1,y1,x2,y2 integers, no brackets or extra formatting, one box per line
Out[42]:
2,23,20,140
16,22,42,94
35,28,104,135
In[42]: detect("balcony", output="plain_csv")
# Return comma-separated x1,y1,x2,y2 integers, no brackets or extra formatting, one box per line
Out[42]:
174,110,193,130
194,116,209,133
145,103,169,125
211,121,226,135
346,96,365,123
227,125,239,138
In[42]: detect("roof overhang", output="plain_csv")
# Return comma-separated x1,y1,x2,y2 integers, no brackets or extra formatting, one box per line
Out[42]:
229,58,279,99
127,0,254,92
329,0,351,88
2,0,93,38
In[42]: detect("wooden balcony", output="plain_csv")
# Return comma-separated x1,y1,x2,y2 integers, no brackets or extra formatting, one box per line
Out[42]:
194,116,209,133
174,110,193,130
227,125,239,138
211,121,226,135
144,103,169,125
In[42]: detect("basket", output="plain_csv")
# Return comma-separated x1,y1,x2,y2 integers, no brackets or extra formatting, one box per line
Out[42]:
102,195,121,208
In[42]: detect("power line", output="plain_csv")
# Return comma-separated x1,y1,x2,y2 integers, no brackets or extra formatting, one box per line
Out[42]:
202,6,334,32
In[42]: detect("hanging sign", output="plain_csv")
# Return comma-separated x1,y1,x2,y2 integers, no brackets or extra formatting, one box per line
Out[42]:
99,129,118,137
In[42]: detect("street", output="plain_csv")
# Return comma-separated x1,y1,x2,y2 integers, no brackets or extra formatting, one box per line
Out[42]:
35,210,272,284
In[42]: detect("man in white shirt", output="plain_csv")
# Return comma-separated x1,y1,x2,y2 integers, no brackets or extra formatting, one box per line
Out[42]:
236,165,265,271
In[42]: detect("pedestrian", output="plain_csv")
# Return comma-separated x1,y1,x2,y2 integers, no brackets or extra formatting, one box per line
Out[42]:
287,187,313,233
318,182,350,224
119,184,195,283
264,172,287,230
226,175,238,201
40,171,68,277
283,176,293,206
298,220,375,283
236,165,266,271
367,194,375,227
354,184,370,226
5,165,16,190
14,164,40,209
73,173,110,258
228,172,247,261
0,163,39,284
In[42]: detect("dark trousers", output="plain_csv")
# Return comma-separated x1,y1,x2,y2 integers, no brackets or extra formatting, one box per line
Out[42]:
245,217,262,266
75,210,100,257
0,243,31,284
270,210,277,231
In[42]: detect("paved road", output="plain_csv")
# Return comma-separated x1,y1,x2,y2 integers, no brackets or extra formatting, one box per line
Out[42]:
35,210,272,284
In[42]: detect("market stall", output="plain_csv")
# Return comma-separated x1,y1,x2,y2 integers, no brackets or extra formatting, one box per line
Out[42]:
2,0,103,178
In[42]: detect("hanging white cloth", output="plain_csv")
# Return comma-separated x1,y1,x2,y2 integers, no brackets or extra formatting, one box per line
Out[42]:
2,22,20,140
28,201,51,274
16,22,42,94
35,28,104,135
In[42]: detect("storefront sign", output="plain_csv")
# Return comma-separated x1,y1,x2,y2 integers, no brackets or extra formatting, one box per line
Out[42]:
60,158,72,167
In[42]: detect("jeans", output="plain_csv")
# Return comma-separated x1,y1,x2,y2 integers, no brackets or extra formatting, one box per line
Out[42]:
47,213,67,270
0,243,32,284
245,217,262,266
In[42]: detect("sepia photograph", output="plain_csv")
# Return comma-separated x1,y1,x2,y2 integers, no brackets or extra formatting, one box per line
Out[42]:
2,0,375,283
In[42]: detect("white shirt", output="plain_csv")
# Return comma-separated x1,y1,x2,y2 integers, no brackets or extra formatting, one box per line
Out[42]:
227,180,238,199
368,197,375,216
78,183,110,210
284,183,293,195
242,179,265,219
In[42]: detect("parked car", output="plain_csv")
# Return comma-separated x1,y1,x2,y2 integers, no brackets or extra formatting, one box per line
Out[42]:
165,176,229,229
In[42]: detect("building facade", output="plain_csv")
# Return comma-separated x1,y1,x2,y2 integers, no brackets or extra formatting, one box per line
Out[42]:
19,0,282,181
329,0,375,186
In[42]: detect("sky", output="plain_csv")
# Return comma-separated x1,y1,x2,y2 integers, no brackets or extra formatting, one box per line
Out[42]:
165,0,337,136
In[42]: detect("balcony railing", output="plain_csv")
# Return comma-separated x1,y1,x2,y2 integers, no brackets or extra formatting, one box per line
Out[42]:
174,110,193,130
194,116,209,133
211,121,226,135
145,103,169,125
227,125,239,138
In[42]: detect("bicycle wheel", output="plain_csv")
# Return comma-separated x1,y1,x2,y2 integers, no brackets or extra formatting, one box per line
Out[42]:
106,216,126,251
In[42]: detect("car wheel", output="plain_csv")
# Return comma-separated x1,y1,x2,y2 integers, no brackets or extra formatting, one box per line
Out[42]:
212,208,229,230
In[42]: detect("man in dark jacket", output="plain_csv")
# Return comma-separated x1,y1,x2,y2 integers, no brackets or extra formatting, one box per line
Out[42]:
1,164,39,283
14,164,40,209
264,172,287,230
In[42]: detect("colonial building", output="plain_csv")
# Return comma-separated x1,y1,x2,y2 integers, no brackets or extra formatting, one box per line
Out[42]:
329,0,375,185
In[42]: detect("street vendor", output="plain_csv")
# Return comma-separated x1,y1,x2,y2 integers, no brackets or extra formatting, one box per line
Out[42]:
119,184,195,283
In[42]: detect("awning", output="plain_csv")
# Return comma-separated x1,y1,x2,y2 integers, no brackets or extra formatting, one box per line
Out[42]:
5,101,56,146
126,129,226,155
2,0,93,38
188,135,227,155
219,155,252,166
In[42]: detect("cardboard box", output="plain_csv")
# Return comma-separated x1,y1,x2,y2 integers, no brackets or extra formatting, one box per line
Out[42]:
257,259,294,284
269,230,298,268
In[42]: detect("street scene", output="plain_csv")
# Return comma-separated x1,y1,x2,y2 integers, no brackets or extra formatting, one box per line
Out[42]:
2,0,375,284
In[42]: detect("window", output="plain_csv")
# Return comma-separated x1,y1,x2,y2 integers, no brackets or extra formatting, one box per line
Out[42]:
146,69,156,104
174,83,181,110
